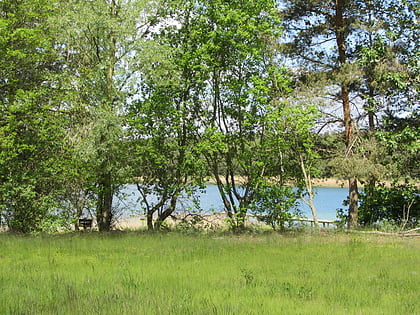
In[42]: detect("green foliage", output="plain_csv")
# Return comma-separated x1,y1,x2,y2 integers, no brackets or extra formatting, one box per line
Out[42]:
0,0,417,233
313,133,346,178
34,212,74,234
358,182,420,228
0,91,70,233
250,185,301,230
378,116,420,179
136,0,297,231
0,0,72,233
51,0,158,231
282,0,419,228
329,135,389,181
126,1,209,229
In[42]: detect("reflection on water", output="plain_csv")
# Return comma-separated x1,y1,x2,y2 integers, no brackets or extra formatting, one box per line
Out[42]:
118,184,348,221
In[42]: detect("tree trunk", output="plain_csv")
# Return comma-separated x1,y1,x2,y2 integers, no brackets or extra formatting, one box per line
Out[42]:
335,0,358,228
155,194,178,230
146,210,153,231
75,207,82,231
342,84,359,228
299,154,319,228
96,172,113,231
348,177,359,228
95,0,118,233
209,158,234,220
234,203,247,231
365,71,376,215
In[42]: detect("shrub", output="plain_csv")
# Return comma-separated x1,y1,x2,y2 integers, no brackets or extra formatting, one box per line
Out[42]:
358,181,419,228
249,185,301,230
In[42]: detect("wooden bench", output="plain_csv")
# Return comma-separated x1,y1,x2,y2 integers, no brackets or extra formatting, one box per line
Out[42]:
78,218,93,229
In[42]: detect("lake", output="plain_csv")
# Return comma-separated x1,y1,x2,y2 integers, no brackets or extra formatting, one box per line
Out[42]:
118,184,348,221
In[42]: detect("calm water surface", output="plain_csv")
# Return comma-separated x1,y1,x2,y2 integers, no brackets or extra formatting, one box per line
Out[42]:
119,184,348,221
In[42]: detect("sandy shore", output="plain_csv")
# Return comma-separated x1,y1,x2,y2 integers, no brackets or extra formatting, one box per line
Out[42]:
114,212,229,230
114,215,148,230
205,177,419,189
312,178,349,188
205,177,350,188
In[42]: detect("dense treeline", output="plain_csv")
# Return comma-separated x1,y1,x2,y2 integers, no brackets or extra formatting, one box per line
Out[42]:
0,0,418,233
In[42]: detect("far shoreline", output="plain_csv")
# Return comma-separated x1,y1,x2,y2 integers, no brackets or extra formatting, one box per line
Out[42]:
312,178,348,188
204,177,349,188
204,177,419,189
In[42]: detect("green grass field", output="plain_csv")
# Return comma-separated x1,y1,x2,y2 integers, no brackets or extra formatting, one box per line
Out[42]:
1,232,419,314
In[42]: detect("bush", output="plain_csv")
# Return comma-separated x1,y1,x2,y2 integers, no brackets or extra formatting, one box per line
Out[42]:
358,181,420,228
249,185,301,230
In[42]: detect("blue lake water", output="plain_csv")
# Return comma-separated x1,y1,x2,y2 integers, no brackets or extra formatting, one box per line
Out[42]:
118,184,348,221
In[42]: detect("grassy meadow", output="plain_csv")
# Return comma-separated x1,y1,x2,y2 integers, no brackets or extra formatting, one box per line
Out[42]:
1,232,419,314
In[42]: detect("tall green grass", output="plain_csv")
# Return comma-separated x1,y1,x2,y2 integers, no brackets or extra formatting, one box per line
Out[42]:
1,232,419,314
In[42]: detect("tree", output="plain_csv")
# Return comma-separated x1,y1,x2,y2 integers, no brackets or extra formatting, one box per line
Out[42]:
289,105,321,227
125,0,211,230
0,0,72,232
52,0,159,231
129,0,315,231
250,103,321,229
151,0,322,231
374,0,419,180
353,1,419,219
194,0,295,230
281,0,370,227
127,71,207,230
282,0,419,228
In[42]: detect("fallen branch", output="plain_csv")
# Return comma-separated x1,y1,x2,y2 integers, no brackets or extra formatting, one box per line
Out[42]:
346,230,420,237
401,227,420,234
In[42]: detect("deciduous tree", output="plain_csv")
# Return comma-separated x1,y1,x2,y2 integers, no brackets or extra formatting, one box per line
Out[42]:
0,0,72,232
52,0,159,231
